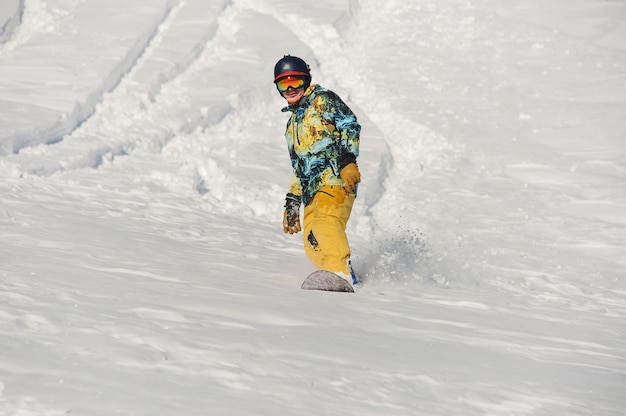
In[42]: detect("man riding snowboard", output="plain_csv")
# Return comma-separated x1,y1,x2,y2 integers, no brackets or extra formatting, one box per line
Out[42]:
274,55,361,288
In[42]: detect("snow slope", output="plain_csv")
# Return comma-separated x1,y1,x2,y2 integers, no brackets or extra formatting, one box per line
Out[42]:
1,0,625,415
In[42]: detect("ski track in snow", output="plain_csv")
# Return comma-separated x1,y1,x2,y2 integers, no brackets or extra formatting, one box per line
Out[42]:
1,0,626,415
0,0,176,156
1,0,220,166
0,0,24,45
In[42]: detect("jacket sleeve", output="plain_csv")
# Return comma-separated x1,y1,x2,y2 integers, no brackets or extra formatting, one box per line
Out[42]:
287,176,303,199
320,92,361,169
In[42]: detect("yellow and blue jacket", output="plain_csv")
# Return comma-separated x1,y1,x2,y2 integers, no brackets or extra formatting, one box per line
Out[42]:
282,84,361,207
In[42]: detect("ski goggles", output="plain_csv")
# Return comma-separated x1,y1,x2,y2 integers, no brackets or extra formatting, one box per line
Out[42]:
275,75,305,92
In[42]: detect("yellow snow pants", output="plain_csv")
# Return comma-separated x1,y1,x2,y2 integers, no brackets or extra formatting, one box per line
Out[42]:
302,185,355,275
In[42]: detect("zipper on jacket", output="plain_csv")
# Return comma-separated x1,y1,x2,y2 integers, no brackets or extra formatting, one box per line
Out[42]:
292,114,300,146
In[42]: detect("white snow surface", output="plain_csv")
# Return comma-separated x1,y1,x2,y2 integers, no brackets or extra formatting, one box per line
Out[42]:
1,0,625,414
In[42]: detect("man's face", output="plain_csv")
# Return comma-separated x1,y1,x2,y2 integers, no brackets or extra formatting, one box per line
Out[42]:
282,86,305,105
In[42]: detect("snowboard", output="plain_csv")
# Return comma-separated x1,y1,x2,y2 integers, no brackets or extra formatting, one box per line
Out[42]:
301,270,354,293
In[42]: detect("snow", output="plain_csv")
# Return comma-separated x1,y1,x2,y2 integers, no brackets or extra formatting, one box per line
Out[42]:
1,0,625,414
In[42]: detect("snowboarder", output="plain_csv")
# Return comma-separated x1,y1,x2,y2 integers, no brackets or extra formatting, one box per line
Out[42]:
274,55,361,288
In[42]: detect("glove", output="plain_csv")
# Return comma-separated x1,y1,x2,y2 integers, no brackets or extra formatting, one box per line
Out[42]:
340,163,361,193
283,196,301,234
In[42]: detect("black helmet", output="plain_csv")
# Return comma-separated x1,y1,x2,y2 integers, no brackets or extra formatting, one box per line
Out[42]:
274,55,311,81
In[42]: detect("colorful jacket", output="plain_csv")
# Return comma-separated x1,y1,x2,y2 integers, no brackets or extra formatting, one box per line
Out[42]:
282,84,361,207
